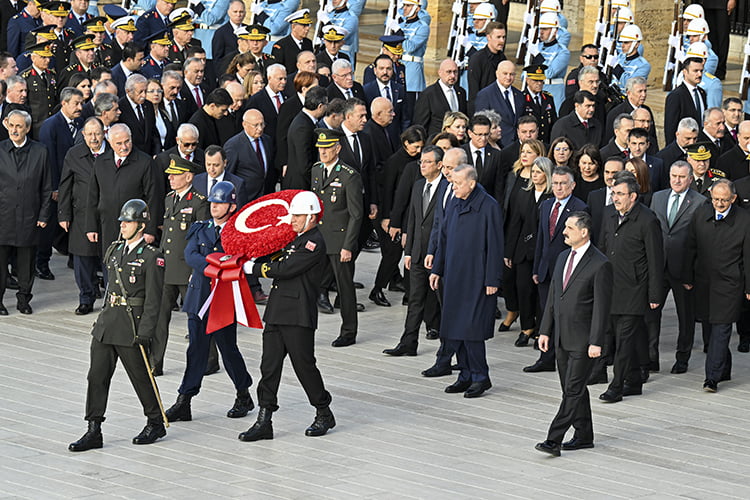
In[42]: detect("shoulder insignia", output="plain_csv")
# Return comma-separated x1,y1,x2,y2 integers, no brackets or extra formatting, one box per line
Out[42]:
156,256,165,267
709,168,726,178
339,164,355,174
194,192,206,200
273,44,281,49
542,91,552,96
305,240,316,251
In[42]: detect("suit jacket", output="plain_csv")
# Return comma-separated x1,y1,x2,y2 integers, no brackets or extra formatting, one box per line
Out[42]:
735,176,750,208
722,145,750,180
193,171,248,208
412,80,467,138
474,83,525,148
179,82,211,121
650,188,707,280
586,187,608,245
538,244,613,352
225,131,274,202
599,139,629,163
549,111,604,149
639,154,668,193
118,96,159,155
598,201,664,315
405,176,449,264
188,108,235,150
698,130,733,172
211,21,237,62
271,34,313,74
326,81,366,103
664,83,706,144
282,110,317,190
533,196,588,283
461,143,505,201
655,140,688,172
363,79,410,132
38,110,82,189
505,187,553,264
275,94,303,171
110,63,136,98
605,100,658,148
339,127,378,207
466,46,506,106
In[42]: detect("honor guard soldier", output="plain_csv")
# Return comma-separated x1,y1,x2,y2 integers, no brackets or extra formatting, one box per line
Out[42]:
163,181,255,424
151,154,209,375
362,34,405,88
612,24,650,90
530,12,570,112
8,0,42,58
255,0,299,53
135,0,177,46
239,191,335,442
185,0,230,59
167,8,201,65
310,128,363,347
684,18,718,77
16,24,57,73
399,0,430,103
101,4,128,45
22,41,56,138
458,2,495,92
108,15,137,66
522,64,557,144
140,29,172,80
321,0,358,64
271,8,313,74
39,1,76,75
539,0,571,48
57,34,97,92
68,199,167,452
82,16,114,68
315,25,350,69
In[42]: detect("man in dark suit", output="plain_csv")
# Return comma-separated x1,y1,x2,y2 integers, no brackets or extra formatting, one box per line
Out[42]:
586,157,625,248
271,8,313,74
604,76,657,146
461,114,503,201
225,108,274,203
364,97,399,173
535,211,612,457
656,117,700,171
110,42,144,98
599,113,633,161
362,54,409,133
683,179,750,393
282,86,327,190
474,60,525,148
598,171,664,403
698,107,733,172
549,90,604,149
211,0,245,62
118,74,159,156
326,59,365,103
178,56,210,120
193,145,247,207
243,62,287,141
152,123,204,207
628,127,667,192
664,57,707,145
187,87,235,149
721,120,750,181
648,159,707,375
557,66,608,128
384,146,447,356
466,21,506,106
413,58,466,138
240,191,335,441
721,97,742,147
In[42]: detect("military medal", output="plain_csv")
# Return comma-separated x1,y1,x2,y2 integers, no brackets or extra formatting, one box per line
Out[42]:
181,222,187,230
331,193,337,203
129,275,136,283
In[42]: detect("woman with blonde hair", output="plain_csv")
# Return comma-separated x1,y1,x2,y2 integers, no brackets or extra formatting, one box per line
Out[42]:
440,111,469,143
242,70,265,98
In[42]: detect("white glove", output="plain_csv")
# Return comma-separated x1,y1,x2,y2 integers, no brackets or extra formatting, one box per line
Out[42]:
387,18,401,32
251,2,264,14
242,259,256,274
528,42,540,57
317,9,330,23
451,0,463,16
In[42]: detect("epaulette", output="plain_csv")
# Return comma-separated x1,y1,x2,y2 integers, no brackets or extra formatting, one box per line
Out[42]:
21,68,31,78
185,220,204,239
273,44,281,50
338,163,356,175
704,72,717,80
144,243,159,252
193,191,206,200
708,168,726,178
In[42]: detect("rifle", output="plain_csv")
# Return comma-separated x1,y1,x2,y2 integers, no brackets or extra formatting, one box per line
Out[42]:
447,0,465,60
383,0,399,35
601,5,620,79
662,0,682,91
312,0,330,53
516,0,536,64
449,0,468,62
593,0,607,49
598,0,613,68
248,0,263,25
741,28,750,99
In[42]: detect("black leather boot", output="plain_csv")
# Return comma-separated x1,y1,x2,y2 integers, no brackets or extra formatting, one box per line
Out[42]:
238,407,273,441
305,407,336,437
165,394,192,422
68,421,103,452
227,389,255,418
132,421,166,445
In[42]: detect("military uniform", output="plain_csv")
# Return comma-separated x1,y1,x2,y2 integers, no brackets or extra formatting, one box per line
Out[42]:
700,72,723,109
135,8,171,46
259,0,298,52
534,39,570,112
168,39,202,65
93,44,114,68
57,62,93,93
612,52,651,90
361,35,406,87
272,34,313,74
22,64,56,138
522,90,557,144
141,54,171,80
399,14,429,93
327,5,357,62
7,9,41,57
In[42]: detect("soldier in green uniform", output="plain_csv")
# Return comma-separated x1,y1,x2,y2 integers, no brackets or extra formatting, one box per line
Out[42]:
57,34,97,92
310,128,363,347
21,41,56,139
167,9,201,65
152,154,209,376
521,64,558,145
68,199,167,452
82,16,114,69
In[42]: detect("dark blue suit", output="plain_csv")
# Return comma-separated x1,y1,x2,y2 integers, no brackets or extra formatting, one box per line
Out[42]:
211,21,237,63
39,110,82,188
225,131,274,203
134,8,169,46
178,219,253,397
7,8,40,57
643,154,667,193
474,83,525,148
193,171,248,208
362,79,411,133
110,63,135,98
65,11,92,37
140,55,169,80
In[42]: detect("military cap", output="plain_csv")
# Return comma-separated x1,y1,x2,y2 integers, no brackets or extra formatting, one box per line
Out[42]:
284,9,313,25
112,16,138,32
165,154,203,174
27,42,54,57
30,25,58,41
82,16,107,33
145,29,173,46
72,34,96,50
102,4,127,21
686,142,712,161
169,8,197,30
380,34,404,55
161,0,177,4
322,25,348,41
524,64,548,81
40,1,71,17
315,128,344,148
402,0,420,6
235,24,270,40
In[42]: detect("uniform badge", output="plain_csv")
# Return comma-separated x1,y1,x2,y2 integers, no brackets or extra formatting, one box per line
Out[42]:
305,240,316,251
331,181,342,187
180,207,193,214
129,275,136,283
156,257,165,267
331,193,337,203
180,222,187,230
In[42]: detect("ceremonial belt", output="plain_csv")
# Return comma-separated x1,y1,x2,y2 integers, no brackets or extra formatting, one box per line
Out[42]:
402,54,423,63
545,78,564,85
108,293,145,307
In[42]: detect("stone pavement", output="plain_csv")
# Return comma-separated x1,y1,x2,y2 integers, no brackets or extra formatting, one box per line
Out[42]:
2,250,750,499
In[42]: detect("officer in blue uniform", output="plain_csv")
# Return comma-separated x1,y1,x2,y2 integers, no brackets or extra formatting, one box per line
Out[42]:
323,0,358,63
612,24,650,90
530,12,570,112
8,0,42,58
399,0,429,100
395,0,430,26
134,0,176,46
186,0,230,59
64,1,92,37
255,0,299,54
163,180,255,424
140,29,172,80
362,34,405,87
684,18,718,77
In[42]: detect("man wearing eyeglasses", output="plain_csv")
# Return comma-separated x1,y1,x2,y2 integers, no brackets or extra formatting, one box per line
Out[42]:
564,44,608,99
461,114,503,201
604,76,657,149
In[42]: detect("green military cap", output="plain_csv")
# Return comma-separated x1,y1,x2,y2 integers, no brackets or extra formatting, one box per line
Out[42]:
166,154,203,174
72,35,97,50
523,64,548,81
27,41,54,57
82,16,107,33
315,128,345,148
686,142,712,161
30,24,58,41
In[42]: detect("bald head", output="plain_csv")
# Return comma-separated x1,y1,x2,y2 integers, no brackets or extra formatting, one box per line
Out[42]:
438,59,459,87
738,120,750,151
496,60,516,87
242,108,265,139
371,96,394,127
224,81,245,111
296,51,316,73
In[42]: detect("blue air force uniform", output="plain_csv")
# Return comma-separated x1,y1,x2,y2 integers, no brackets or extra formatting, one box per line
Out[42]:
7,9,41,57
134,9,169,45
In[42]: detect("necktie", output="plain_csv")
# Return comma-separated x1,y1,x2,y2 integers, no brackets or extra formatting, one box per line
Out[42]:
194,87,203,107
273,93,282,112
717,213,724,221
668,193,680,227
255,138,265,172
136,104,144,124
93,152,99,158
549,201,560,238
79,16,84,25
504,89,514,118
169,101,178,123
535,94,541,108
448,87,458,111
696,178,703,191
422,183,432,216
346,89,353,99
384,85,391,101
352,134,361,165
69,122,76,137
606,190,613,206
211,178,217,190
116,158,122,168
693,88,703,117
715,138,721,149
475,149,483,173
40,72,47,86
582,120,588,129
563,250,576,290
732,129,738,141
184,153,191,161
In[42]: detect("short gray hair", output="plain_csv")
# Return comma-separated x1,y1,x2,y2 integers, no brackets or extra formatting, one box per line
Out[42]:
711,177,735,195
125,73,147,93
670,159,693,177
5,75,25,90
92,79,117,97
94,93,118,116
331,58,352,75
677,117,700,134
613,112,634,131
625,76,647,92
184,57,205,71
703,107,723,124
474,109,501,127
161,70,183,86
109,123,132,138
453,163,478,181
60,87,83,103
177,123,199,140
266,63,286,79
613,170,640,194
578,65,599,82
6,109,31,127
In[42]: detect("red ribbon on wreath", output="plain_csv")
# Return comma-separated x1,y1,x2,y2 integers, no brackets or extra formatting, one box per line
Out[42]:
199,253,263,334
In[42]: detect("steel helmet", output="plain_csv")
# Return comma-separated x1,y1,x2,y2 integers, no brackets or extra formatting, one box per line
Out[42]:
207,181,237,204
682,4,704,20
686,18,710,36
685,41,708,60
118,199,150,222
539,0,560,13
611,0,630,8
289,191,322,215
619,23,642,42
614,6,634,24
538,12,559,29
473,2,496,20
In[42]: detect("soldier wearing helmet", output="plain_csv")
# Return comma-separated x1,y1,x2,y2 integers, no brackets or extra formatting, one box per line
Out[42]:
684,18,718,76
69,199,168,452
612,24,650,90
239,190,335,442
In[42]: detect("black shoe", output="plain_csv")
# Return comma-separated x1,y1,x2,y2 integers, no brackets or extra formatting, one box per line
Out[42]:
464,380,491,398
16,302,32,314
421,365,451,377
599,390,623,403
739,340,750,353
227,391,255,418
6,275,18,290
649,360,660,372
535,440,561,457
165,394,192,422
238,408,273,441
561,438,594,451
623,384,642,396
670,362,688,374
640,367,650,384
383,344,417,356
331,336,356,347
132,422,166,445
204,364,220,376
388,281,406,293
305,408,336,437
587,372,608,385
75,303,94,315
425,328,439,340
495,307,503,319
35,267,55,280
69,421,103,452
353,281,365,289
514,332,530,347
317,293,334,314
369,288,391,307
445,380,472,393
402,295,408,306
703,379,718,392
523,360,556,373
0,303,7,316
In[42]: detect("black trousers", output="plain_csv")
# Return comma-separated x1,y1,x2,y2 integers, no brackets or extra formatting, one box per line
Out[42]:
705,323,733,382
73,254,99,305
152,283,188,371
646,274,695,365
608,314,647,393
257,324,332,412
515,259,538,331
374,223,403,290
36,200,62,269
321,254,358,340
535,279,556,366
705,6,730,79
85,337,161,423
547,347,594,444
398,260,440,348
502,262,519,311
0,245,35,304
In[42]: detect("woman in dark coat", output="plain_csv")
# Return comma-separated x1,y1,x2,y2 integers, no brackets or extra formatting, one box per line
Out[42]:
572,144,605,202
